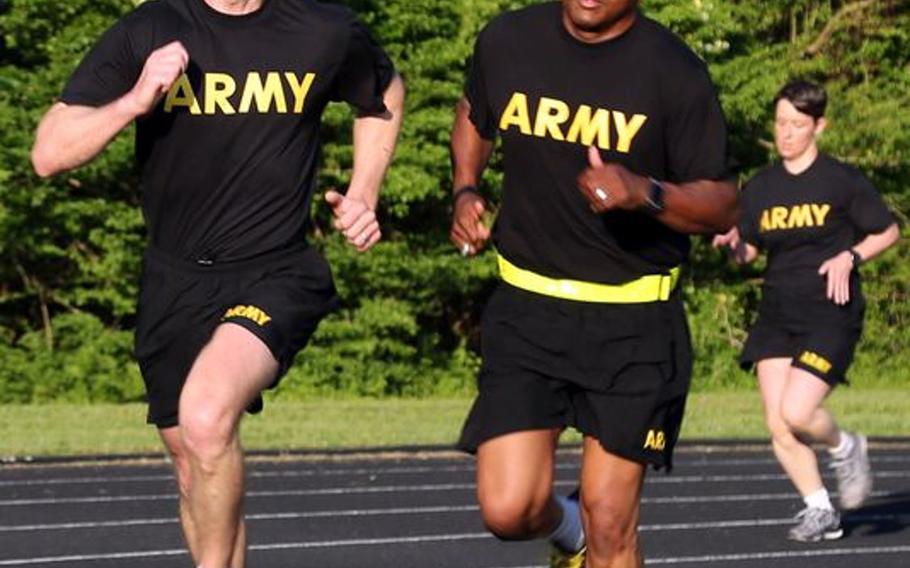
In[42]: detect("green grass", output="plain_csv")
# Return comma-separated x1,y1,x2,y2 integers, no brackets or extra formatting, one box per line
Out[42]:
1,389,907,458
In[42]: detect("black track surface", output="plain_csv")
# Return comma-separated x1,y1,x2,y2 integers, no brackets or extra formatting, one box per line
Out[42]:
1,441,908,567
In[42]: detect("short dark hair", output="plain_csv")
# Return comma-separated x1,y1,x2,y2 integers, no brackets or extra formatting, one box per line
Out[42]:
774,80,827,119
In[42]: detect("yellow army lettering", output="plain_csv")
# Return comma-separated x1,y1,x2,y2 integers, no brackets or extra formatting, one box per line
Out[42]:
643,429,666,451
223,304,272,326
499,92,648,153
798,351,832,374
759,203,831,232
165,71,317,115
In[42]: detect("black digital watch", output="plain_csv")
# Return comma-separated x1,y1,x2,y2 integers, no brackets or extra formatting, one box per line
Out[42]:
642,177,665,215
849,248,864,269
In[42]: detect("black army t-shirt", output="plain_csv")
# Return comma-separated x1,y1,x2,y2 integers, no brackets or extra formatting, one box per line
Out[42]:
739,153,895,301
466,2,730,284
61,0,394,262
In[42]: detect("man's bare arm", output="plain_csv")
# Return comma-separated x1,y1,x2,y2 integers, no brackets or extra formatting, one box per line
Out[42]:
449,98,494,254
344,73,406,208
325,73,405,252
31,41,189,177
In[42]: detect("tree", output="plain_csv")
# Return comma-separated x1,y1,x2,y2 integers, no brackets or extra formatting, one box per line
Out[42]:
0,0,906,401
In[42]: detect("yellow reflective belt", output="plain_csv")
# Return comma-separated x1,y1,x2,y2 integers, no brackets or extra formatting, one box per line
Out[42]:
498,255,680,303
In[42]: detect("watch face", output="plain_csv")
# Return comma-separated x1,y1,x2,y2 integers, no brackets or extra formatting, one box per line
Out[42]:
648,178,665,212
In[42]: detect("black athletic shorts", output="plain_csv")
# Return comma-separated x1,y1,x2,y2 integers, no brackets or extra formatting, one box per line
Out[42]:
134,244,339,428
740,287,864,385
457,283,693,470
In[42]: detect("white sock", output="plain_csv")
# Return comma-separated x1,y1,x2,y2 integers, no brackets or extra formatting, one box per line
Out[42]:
803,488,834,511
829,431,854,458
549,494,585,553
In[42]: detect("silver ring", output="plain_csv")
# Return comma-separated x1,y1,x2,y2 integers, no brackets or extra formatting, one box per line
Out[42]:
594,187,610,202
357,234,368,246
460,243,471,257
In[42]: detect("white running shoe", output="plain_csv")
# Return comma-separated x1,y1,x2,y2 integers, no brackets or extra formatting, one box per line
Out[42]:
831,432,873,510
788,506,843,542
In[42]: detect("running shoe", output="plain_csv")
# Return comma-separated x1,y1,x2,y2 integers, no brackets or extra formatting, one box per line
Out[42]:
549,545,586,568
787,506,843,542
831,432,873,510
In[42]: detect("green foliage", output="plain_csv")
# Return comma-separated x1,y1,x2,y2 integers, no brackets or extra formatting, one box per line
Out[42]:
0,312,142,403
0,0,908,402
1,0,132,66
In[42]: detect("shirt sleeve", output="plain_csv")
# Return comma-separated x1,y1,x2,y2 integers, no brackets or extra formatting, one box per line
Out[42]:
464,30,497,140
60,19,142,107
663,62,731,183
846,170,897,235
330,19,395,114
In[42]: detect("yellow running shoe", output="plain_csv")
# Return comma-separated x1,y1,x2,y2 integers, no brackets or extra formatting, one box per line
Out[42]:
549,545,586,568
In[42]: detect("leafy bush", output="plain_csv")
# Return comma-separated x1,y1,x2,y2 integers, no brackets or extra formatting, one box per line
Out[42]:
0,312,142,403
0,0,907,402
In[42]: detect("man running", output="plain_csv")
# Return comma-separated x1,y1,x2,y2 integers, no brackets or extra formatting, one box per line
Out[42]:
31,1,404,567
450,1,737,566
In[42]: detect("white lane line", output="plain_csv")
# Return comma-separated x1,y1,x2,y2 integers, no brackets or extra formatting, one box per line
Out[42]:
6,540,904,567
638,513,909,531
0,533,494,566
249,531,491,550
676,455,910,467
1,508,905,534
641,489,894,505
652,470,910,484
1,455,907,487
490,545,910,568
0,504,480,532
0,482,478,506
644,545,910,564
0,549,189,566
0,465,473,487
0,478,900,507
1,469,906,494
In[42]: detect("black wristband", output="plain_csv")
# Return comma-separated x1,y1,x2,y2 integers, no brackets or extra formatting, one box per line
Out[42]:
641,177,665,215
453,185,481,204
849,248,863,268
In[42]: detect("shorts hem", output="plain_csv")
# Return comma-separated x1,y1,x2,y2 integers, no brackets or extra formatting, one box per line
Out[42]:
457,423,675,471
790,360,845,387
456,420,566,455
574,425,675,472
148,414,178,429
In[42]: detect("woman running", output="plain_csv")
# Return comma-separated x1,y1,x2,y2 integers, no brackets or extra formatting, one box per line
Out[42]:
714,80,900,542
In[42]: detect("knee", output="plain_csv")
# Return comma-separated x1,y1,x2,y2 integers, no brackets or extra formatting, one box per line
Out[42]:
582,496,638,558
780,403,812,435
765,414,797,446
179,402,236,469
479,492,551,540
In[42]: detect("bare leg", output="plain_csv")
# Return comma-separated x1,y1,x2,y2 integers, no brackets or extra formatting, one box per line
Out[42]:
159,427,201,563
178,324,278,568
579,437,646,568
475,429,563,539
779,367,839,447
758,359,833,497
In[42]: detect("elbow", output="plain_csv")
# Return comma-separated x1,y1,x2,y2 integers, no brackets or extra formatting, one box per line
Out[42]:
387,73,406,114
887,223,901,246
31,143,59,178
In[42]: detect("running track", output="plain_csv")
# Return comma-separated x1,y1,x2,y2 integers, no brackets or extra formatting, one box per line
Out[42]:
0,441,908,567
